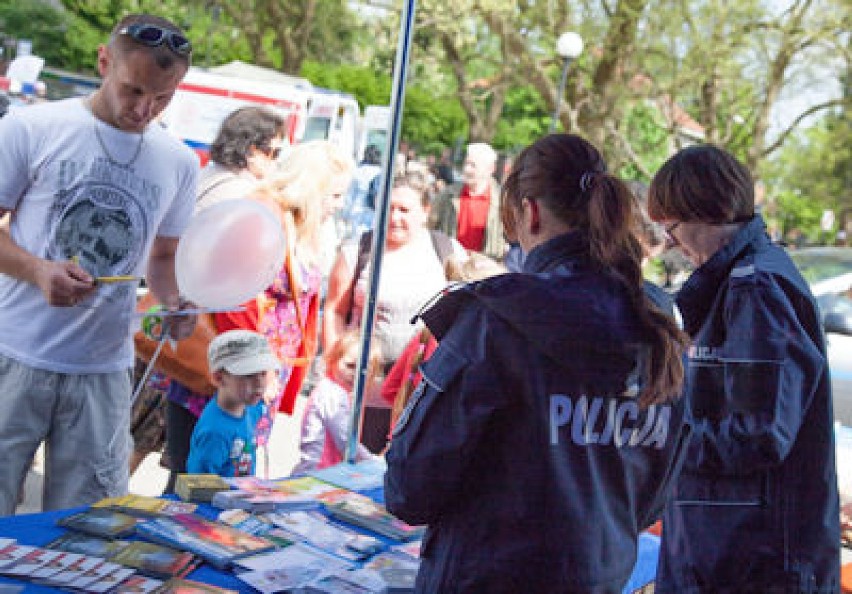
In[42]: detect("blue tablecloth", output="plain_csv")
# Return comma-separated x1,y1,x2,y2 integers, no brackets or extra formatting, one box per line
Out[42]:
0,505,246,593
0,490,660,593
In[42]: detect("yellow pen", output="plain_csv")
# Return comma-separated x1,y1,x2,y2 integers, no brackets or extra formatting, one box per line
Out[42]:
95,275,141,284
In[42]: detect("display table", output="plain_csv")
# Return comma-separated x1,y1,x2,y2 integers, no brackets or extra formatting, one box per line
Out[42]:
0,505,246,593
0,489,660,593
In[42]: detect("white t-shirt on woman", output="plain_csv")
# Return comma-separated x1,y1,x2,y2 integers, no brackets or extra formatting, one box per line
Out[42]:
342,229,466,365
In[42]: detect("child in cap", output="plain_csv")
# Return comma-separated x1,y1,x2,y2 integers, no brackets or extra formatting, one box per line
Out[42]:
186,330,281,477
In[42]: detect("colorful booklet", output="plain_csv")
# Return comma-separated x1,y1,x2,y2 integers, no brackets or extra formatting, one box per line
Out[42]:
298,569,384,594
0,543,36,570
210,489,316,513
363,552,421,593
41,556,109,587
307,458,388,492
153,578,239,593
175,474,230,503
110,541,199,580
216,510,296,549
57,508,138,539
273,476,348,499
233,543,353,594
30,551,85,581
135,513,276,569
66,560,125,590
112,574,166,593
323,493,425,542
47,532,131,558
93,494,198,517
86,565,137,593
266,510,383,561
0,547,63,576
223,477,282,492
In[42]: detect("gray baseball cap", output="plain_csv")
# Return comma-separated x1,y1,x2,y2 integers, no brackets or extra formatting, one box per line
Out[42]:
208,330,280,375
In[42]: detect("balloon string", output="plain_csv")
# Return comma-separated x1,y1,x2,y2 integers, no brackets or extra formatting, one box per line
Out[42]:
131,338,166,403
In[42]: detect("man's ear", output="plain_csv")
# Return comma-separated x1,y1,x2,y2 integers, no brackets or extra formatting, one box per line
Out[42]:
96,45,110,78
210,369,225,387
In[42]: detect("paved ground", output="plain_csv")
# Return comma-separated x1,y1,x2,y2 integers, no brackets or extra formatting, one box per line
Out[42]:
16,396,307,515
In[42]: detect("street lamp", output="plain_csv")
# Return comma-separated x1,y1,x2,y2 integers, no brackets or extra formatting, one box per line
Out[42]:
550,31,584,133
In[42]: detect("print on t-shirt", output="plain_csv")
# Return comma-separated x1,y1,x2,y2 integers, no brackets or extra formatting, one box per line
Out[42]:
46,157,160,303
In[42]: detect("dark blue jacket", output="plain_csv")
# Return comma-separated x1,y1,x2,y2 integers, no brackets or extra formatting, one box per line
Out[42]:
385,232,690,594
657,216,840,593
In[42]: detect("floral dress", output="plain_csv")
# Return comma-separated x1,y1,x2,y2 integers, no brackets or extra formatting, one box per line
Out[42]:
253,257,323,449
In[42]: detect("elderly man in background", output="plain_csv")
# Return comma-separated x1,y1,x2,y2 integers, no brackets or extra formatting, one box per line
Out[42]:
430,142,506,261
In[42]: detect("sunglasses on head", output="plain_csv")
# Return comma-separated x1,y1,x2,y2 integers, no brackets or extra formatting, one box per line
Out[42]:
118,23,192,57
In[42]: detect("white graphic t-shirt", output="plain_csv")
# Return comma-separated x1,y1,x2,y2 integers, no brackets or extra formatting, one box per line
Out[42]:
0,98,198,373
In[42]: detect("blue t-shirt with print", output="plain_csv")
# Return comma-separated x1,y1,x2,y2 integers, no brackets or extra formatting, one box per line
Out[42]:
187,397,264,477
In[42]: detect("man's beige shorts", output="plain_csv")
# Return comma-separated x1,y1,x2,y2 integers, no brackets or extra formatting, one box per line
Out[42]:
0,353,132,515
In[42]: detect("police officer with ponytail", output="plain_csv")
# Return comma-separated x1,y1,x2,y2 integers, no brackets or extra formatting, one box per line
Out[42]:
385,134,690,594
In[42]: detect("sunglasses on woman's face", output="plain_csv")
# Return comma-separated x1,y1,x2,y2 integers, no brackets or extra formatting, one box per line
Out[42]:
118,24,192,57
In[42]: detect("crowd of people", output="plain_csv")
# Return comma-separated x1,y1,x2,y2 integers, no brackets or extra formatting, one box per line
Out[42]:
0,12,841,594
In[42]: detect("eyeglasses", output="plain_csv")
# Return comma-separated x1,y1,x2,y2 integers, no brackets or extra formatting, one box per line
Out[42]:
118,24,192,57
664,222,681,247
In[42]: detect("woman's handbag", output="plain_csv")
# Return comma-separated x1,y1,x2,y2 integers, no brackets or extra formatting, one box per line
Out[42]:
133,292,218,396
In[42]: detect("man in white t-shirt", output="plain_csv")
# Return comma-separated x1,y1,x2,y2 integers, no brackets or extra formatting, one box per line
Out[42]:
0,14,199,515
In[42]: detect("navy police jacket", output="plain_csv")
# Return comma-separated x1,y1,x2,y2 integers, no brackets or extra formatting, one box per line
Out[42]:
385,232,690,594
656,216,840,593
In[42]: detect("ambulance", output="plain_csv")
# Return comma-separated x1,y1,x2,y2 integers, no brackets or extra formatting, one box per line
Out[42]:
159,61,361,165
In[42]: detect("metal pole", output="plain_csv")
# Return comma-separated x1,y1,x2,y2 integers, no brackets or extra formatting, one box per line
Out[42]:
549,56,572,133
344,0,417,463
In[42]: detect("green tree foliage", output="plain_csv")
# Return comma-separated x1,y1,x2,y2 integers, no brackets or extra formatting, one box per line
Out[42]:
9,0,850,221
491,86,549,153
301,60,468,153
617,103,670,182
217,0,358,73
767,108,852,243
0,1,75,68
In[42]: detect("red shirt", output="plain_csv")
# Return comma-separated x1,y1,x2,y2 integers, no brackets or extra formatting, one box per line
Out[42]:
456,184,491,251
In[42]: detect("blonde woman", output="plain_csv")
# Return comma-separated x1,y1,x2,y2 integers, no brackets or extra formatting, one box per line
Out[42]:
214,140,354,469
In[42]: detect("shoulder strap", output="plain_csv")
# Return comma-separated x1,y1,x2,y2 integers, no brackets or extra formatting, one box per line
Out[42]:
345,231,374,325
428,229,456,268
197,172,239,202
365,174,381,210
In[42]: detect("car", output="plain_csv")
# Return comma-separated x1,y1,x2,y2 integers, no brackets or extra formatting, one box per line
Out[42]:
788,247,852,426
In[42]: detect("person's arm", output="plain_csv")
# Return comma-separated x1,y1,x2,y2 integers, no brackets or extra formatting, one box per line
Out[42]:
0,115,93,306
322,248,354,353
685,278,826,475
293,388,328,475
384,316,506,525
146,236,196,340
0,208,96,307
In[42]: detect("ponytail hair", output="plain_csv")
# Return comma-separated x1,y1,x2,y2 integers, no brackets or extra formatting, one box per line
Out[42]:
503,134,688,406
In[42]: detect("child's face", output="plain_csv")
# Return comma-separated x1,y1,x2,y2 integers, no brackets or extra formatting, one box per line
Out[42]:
214,370,270,407
332,348,359,390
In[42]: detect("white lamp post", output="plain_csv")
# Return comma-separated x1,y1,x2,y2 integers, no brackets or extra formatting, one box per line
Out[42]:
550,31,584,133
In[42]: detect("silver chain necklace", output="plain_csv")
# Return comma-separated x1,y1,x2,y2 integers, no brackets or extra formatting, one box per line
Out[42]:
87,98,145,168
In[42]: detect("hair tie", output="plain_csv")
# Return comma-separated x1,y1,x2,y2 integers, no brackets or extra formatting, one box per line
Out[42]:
579,171,597,193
